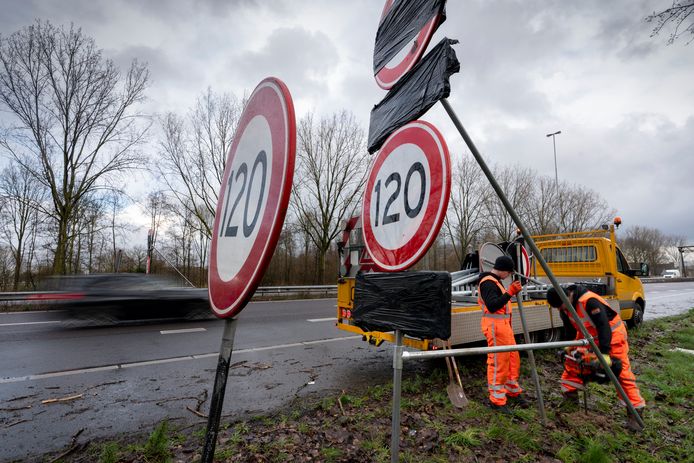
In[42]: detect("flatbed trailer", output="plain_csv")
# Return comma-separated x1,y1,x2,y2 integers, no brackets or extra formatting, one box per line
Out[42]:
336,220,647,350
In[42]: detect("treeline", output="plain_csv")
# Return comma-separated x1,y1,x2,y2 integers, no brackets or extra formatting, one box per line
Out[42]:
0,21,687,291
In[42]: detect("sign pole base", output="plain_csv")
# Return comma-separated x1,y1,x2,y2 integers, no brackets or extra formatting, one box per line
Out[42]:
390,330,404,463
201,317,238,463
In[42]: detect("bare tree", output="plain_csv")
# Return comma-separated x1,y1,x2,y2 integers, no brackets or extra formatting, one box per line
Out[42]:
646,1,694,44
444,155,486,266
522,175,560,235
0,163,46,289
556,183,614,233
483,164,534,242
620,225,671,273
292,111,370,284
0,21,150,274
157,88,242,237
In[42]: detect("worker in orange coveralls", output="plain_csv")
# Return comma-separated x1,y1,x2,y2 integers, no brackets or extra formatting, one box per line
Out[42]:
477,255,528,414
546,285,645,431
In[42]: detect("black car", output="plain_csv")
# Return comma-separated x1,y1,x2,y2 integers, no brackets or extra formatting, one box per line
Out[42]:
40,273,213,325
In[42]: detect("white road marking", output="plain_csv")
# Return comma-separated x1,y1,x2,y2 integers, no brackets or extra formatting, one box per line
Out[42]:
160,328,207,335
647,290,694,300
0,321,61,327
0,335,362,384
307,317,336,322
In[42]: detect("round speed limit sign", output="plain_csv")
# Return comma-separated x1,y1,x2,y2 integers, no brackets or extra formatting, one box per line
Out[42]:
362,120,450,271
208,77,296,318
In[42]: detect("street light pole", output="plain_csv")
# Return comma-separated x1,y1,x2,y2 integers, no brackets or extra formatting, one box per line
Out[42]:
546,130,561,190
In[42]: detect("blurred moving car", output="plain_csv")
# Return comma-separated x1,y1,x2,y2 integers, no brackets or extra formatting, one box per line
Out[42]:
39,273,212,324
662,269,681,279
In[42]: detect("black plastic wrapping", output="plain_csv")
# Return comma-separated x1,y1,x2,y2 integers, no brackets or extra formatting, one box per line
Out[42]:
373,0,447,75
368,38,460,154
352,271,451,339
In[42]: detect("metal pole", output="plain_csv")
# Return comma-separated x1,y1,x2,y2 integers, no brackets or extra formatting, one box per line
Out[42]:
552,135,558,188
202,318,238,463
440,98,644,428
391,330,404,463
514,243,547,424
402,339,588,360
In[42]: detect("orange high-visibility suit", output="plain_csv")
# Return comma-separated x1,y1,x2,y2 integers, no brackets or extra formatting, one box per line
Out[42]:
478,274,522,406
560,289,645,410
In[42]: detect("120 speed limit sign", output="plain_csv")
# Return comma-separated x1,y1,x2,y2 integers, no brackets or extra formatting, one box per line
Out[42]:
361,120,450,271
208,77,296,318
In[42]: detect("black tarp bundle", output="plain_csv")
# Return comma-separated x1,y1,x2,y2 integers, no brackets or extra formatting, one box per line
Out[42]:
368,37,460,154
373,0,447,75
352,271,451,340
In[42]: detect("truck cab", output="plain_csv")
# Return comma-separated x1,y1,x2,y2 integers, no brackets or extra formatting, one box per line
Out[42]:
533,221,648,328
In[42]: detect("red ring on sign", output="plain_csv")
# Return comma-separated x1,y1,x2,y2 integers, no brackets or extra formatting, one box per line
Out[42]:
362,120,450,271
208,77,295,317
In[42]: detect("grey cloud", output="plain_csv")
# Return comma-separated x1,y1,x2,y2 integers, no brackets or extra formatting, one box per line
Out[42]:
230,27,338,98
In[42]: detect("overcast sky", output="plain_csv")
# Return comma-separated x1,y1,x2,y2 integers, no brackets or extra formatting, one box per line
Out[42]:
2,0,693,243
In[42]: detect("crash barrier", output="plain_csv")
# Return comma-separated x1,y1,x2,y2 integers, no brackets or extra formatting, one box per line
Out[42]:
0,285,339,305
389,334,590,463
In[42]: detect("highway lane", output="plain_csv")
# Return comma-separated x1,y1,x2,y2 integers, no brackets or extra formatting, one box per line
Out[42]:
0,298,419,462
1,282,692,462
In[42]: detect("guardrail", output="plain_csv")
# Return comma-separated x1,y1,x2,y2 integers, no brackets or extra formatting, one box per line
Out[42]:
253,285,337,298
0,285,339,304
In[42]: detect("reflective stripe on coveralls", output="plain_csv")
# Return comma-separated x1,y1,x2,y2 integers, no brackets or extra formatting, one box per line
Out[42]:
478,275,523,405
560,291,646,409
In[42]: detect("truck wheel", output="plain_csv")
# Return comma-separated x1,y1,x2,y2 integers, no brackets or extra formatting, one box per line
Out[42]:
627,301,644,329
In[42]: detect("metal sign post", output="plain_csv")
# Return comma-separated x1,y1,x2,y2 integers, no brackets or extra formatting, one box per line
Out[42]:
201,318,238,462
390,330,404,463
202,76,297,459
514,242,547,424
439,97,644,429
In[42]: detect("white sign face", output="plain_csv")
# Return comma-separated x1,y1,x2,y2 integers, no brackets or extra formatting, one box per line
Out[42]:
209,77,296,318
215,115,272,281
369,143,430,249
362,120,450,271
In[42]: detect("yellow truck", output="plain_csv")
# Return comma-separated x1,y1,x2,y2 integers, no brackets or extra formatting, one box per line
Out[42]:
336,219,648,350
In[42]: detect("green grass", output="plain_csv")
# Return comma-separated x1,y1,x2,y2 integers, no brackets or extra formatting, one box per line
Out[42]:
97,442,119,463
142,420,171,463
443,428,482,447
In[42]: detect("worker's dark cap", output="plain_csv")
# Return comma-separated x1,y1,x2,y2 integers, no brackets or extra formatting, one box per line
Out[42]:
493,256,514,272
546,287,562,308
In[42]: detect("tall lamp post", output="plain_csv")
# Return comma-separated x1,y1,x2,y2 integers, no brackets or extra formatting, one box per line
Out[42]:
546,130,561,189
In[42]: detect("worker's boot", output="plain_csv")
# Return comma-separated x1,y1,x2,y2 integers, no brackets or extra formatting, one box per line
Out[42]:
625,407,644,432
560,391,579,407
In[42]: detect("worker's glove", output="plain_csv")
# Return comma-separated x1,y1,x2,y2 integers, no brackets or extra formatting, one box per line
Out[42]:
599,354,612,367
589,353,612,369
508,280,523,297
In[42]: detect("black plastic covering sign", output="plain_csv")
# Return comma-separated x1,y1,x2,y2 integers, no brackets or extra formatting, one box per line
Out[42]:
352,271,451,340
373,0,447,75
368,37,460,154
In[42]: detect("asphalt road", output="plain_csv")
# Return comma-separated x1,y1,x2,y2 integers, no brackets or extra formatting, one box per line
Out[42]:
1,282,693,462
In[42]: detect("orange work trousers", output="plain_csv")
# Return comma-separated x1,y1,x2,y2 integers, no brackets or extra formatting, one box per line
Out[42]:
561,323,645,409
481,317,522,405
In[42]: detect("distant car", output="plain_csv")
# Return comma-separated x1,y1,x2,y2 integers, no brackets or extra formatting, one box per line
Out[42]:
39,273,213,324
662,269,680,279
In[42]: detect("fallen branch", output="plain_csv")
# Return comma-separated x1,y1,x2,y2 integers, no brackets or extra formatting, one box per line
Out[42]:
41,394,83,404
0,405,32,412
3,419,29,428
48,429,85,463
186,406,207,418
